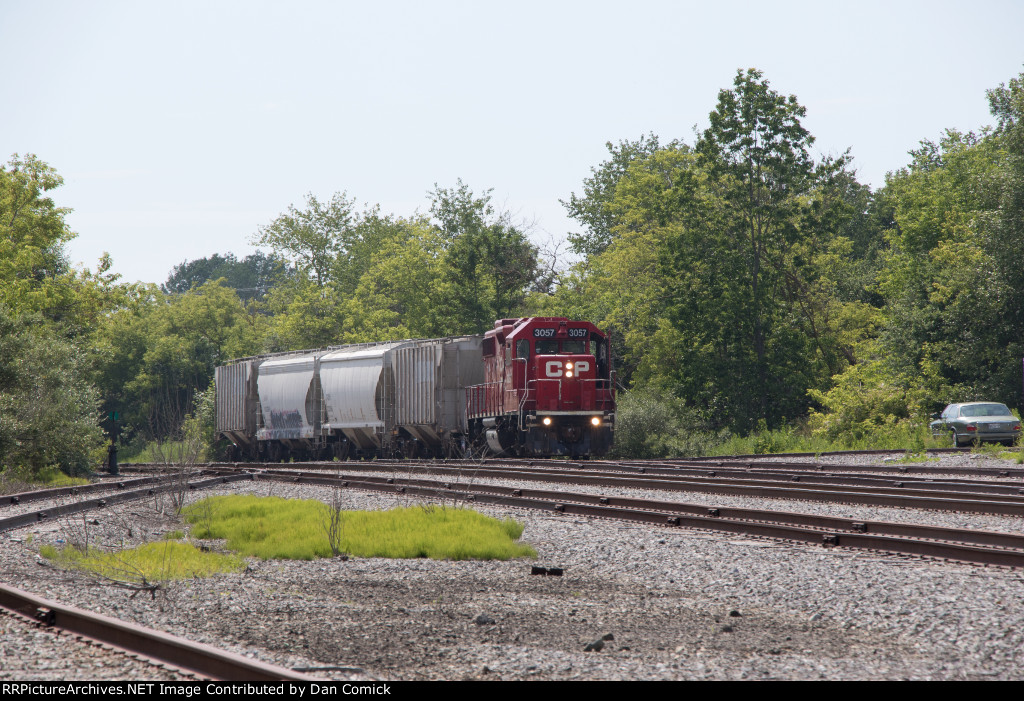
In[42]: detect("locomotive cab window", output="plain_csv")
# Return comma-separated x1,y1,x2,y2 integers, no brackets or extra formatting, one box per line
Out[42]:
594,337,610,380
562,340,585,355
536,340,559,355
516,339,530,358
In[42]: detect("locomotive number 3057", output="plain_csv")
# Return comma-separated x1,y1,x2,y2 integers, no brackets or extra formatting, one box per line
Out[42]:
533,328,588,338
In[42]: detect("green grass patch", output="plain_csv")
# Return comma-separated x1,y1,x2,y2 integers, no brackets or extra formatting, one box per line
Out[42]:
706,421,950,456
0,466,88,494
162,530,186,540
182,495,537,561
34,466,90,487
39,541,245,583
118,439,201,465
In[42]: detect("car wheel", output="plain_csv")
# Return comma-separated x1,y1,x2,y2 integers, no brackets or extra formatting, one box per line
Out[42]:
950,430,961,447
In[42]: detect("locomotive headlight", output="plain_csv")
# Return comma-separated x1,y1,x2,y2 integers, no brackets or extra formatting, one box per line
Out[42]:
566,362,574,370
542,417,552,426
566,371,573,378
591,417,601,426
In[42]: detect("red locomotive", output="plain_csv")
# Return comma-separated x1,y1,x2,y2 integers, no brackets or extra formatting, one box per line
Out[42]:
466,317,615,457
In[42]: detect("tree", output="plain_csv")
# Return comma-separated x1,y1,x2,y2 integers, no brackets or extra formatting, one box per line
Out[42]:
562,133,666,258
668,67,853,429
163,251,292,302
92,281,261,442
0,305,104,475
877,119,1022,407
429,181,539,335
252,192,359,288
341,217,448,341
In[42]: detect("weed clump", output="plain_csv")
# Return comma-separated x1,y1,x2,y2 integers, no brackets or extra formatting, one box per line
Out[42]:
182,495,536,561
40,541,244,584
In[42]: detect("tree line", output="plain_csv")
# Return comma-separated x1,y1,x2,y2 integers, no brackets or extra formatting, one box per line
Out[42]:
2,68,1022,475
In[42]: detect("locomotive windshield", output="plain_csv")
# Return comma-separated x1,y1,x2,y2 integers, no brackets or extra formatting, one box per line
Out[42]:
535,339,590,355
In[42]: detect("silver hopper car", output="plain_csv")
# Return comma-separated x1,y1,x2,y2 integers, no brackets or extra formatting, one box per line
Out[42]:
215,336,483,460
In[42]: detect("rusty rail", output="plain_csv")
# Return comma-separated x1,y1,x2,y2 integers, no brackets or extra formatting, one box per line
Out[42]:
0,583,314,681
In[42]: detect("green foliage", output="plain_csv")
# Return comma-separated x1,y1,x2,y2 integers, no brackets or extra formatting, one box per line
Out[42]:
0,154,74,319
252,192,359,289
549,68,1024,451
0,306,104,476
31,465,90,487
41,541,244,583
562,133,666,258
92,281,260,442
163,251,292,302
429,181,539,335
611,388,730,458
711,421,830,456
806,341,942,447
0,465,89,493
182,495,536,561
875,72,1024,411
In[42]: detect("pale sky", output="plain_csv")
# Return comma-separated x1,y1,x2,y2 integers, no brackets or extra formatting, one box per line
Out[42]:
3,0,1023,284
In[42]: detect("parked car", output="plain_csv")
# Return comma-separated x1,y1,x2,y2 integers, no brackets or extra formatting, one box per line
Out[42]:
930,402,1022,446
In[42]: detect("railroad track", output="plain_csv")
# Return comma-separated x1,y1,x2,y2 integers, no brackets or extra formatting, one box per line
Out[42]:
224,466,1024,568
0,583,314,681
0,473,315,681
180,460,1024,516
9,458,1024,607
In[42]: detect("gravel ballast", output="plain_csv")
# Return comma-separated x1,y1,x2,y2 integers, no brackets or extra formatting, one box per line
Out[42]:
3,453,1024,680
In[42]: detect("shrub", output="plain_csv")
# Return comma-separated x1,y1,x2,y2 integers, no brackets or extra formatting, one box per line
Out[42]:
611,387,729,458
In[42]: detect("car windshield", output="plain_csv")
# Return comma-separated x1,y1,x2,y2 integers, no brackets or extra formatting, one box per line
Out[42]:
960,403,1012,417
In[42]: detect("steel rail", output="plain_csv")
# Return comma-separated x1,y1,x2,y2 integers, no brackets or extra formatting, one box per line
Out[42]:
201,462,1024,516
674,448,977,459
436,458,1024,497
0,583,313,681
645,458,1024,479
612,464,1024,497
1,476,172,508
0,473,253,535
174,453,1024,482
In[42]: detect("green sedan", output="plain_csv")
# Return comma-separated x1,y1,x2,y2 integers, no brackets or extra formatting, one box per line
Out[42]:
930,402,1021,446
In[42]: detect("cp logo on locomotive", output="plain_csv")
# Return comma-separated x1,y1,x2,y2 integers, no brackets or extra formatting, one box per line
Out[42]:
544,360,590,377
